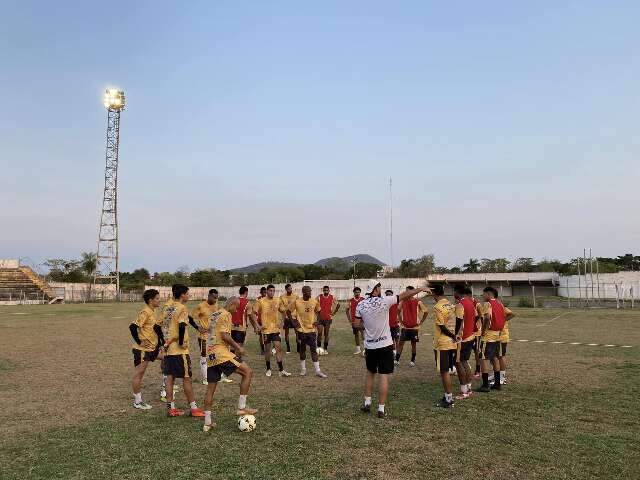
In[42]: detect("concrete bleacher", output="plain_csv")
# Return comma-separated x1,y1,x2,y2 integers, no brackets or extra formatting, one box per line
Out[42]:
0,264,58,303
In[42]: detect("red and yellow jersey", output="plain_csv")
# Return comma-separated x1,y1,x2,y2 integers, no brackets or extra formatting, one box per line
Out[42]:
291,298,321,333
132,305,158,352
279,293,299,319
433,298,457,351
190,301,220,340
162,299,189,355
254,297,281,334
231,297,250,331
456,297,477,342
206,308,237,367
478,300,513,342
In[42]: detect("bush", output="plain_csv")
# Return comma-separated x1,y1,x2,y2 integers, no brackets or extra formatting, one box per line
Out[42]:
517,297,533,308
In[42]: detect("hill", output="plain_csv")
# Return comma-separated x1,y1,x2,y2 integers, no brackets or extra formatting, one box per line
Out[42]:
231,254,384,274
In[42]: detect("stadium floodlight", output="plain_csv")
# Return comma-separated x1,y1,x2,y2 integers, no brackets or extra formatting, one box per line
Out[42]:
103,88,126,110
94,88,125,298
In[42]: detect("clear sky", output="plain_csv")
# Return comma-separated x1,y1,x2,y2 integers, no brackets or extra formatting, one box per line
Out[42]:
1,1,639,273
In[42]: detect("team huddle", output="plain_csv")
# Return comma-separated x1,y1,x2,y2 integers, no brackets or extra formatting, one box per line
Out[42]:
128,279,514,430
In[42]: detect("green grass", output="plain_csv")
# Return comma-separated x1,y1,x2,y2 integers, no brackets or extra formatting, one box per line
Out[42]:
0,304,639,479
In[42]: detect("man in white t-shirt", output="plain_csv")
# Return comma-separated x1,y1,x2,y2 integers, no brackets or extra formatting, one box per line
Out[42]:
354,280,430,418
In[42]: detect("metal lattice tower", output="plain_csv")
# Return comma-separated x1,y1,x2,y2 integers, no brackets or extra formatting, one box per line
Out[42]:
94,89,125,295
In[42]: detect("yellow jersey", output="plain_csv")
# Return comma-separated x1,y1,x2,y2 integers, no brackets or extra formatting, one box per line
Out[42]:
290,298,321,333
279,293,299,319
191,301,220,340
206,308,237,367
254,297,281,334
433,298,457,351
132,305,158,352
500,318,510,343
478,302,513,343
162,299,189,355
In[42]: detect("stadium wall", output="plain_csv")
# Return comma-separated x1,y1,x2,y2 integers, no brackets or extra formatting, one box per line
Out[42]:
556,272,640,300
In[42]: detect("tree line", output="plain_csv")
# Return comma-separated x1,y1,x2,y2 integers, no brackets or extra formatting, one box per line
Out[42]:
43,253,640,291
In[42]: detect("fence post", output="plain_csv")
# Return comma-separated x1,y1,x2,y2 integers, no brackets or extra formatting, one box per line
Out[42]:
532,285,536,308
567,278,571,309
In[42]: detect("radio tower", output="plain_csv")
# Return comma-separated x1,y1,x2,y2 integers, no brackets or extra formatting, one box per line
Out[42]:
389,177,394,268
94,89,125,297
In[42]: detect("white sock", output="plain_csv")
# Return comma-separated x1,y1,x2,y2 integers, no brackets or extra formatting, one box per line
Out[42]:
134,392,142,403
378,404,385,413
200,357,207,379
393,350,396,357
238,395,247,410
300,360,306,370
162,375,167,388
364,396,372,407
501,370,506,378
170,401,175,409
488,374,494,381
445,393,453,402
466,383,472,390
461,384,468,394
190,401,197,409
313,361,321,373
204,411,212,425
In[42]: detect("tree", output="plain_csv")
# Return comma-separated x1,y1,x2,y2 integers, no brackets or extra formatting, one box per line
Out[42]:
391,255,436,277
44,258,85,282
347,262,380,279
510,257,535,272
462,258,480,273
80,252,97,277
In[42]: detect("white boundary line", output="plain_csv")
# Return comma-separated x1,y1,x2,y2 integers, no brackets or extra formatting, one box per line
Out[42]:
536,311,570,327
422,333,634,348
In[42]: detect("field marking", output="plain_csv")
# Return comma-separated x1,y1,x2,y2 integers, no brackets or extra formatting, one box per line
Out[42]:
552,341,565,344
533,340,546,343
587,343,599,346
536,311,571,327
512,339,633,349
112,316,125,319
12,312,28,315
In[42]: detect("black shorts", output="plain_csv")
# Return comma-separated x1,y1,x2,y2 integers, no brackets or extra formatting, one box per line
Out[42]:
480,341,499,361
459,340,475,363
283,318,296,329
132,347,159,367
231,330,247,344
263,333,281,344
198,338,207,357
472,336,481,352
317,319,332,327
390,326,400,340
298,332,317,351
400,329,420,342
207,360,239,383
365,345,394,374
163,354,192,378
435,349,456,373
352,324,364,335
498,342,508,357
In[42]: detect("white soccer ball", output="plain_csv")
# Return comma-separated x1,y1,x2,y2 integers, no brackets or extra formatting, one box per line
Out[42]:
238,414,256,432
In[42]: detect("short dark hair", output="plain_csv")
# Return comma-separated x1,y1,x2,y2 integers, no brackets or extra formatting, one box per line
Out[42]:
323,285,330,290
483,286,498,298
208,288,218,295
430,284,445,296
267,284,275,290
260,286,267,293
406,286,415,290
385,289,393,295
463,287,473,295
143,289,159,304
172,283,189,299
285,283,291,289
239,286,248,295
353,287,361,293
453,284,465,294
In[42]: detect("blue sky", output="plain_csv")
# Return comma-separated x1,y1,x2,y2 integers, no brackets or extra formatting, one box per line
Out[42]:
1,1,639,272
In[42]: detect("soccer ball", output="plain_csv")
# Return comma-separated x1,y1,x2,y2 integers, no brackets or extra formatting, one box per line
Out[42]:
238,414,256,432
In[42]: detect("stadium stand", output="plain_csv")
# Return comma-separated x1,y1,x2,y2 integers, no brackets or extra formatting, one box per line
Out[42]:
0,264,59,303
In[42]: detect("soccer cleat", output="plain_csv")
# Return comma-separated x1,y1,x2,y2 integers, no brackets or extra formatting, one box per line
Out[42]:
361,349,366,357
203,422,217,433
300,369,307,376
265,369,272,377
167,408,185,417
271,348,277,355
490,383,502,391
323,350,329,355
279,370,292,377
478,385,491,393
353,347,361,355
394,360,400,366
315,371,327,378
236,407,258,415
316,347,325,355
360,404,371,413
454,393,469,401
160,389,167,402
435,398,454,409
500,377,507,385
133,402,152,410
409,361,416,367
189,408,206,417
377,410,386,419
219,376,234,384
200,379,208,385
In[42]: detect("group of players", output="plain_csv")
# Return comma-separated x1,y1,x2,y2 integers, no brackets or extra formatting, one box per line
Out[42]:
128,279,514,430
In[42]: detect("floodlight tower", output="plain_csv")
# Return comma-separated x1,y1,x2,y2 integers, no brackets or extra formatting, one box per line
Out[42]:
94,89,125,296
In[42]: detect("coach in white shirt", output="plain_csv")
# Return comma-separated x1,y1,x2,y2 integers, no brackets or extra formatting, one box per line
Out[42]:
354,280,430,418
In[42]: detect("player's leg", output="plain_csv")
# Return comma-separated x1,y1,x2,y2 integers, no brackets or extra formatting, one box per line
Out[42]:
309,333,326,378
202,381,218,431
258,333,265,355
178,355,204,416
454,344,469,399
436,351,454,408
460,341,474,395
263,337,273,376
499,343,507,384
273,339,291,376
299,332,307,375
352,326,362,354
132,354,151,409
474,337,481,377
198,339,208,385
362,370,375,413
375,346,394,417
409,336,417,366
491,352,502,390
479,342,497,392
395,335,406,364
316,323,325,354
323,321,331,353
235,362,258,415
284,325,291,354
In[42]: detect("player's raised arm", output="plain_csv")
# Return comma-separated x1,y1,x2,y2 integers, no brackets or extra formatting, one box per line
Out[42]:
398,286,430,302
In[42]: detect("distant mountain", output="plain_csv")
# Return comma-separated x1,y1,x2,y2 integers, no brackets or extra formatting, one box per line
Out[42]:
231,254,385,274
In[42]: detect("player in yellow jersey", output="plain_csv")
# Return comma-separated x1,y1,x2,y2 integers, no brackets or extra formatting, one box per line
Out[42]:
202,297,258,432
430,284,459,408
129,289,163,410
254,287,267,354
279,283,299,354
287,286,327,378
161,284,205,418
497,297,514,385
251,284,292,377
190,289,220,385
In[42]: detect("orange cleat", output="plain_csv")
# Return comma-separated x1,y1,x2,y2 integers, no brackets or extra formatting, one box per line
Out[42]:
189,407,206,417
167,408,185,417
236,407,258,416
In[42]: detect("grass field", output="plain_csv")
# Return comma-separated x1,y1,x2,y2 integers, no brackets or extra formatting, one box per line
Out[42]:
1,302,639,479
